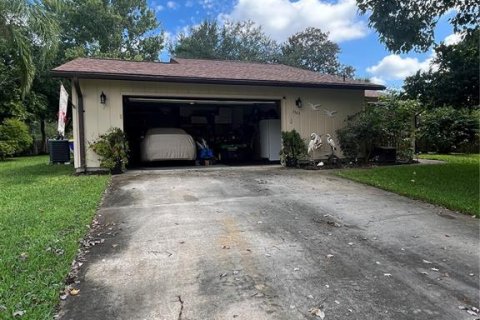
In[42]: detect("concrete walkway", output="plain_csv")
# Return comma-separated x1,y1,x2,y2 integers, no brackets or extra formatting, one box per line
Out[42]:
416,158,446,165
58,166,479,320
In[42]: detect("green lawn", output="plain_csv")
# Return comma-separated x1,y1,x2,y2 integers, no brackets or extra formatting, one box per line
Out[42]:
337,154,479,217
0,156,109,319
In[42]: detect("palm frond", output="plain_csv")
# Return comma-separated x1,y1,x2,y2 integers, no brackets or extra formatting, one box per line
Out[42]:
0,0,59,97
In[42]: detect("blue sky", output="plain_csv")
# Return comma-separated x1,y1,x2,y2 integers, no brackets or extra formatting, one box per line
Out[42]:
149,0,460,89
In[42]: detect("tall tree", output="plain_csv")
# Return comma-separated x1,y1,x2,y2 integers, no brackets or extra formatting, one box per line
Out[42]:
356,0,480,52
403,29,479,109
280,27,355,78
172,20,279,63
46,0,164,62
219,21,280,62
44,0,163,117
0,44,24,122
172,20,221,60
0,0,59,97
172,22,354,77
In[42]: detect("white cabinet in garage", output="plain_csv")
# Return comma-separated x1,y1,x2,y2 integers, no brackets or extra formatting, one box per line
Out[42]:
259,119,281,161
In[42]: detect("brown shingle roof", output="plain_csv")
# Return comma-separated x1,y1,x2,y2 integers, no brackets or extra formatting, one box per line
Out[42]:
52,57,385,90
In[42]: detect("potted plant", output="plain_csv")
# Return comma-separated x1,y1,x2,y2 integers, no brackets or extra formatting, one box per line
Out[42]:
280,130,308,167
90,128,129,174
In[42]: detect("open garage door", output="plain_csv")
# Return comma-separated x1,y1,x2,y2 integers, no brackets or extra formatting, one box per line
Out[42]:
123,96,281,167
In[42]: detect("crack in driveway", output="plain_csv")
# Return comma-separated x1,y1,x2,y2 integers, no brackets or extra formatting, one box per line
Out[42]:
177,295,184,320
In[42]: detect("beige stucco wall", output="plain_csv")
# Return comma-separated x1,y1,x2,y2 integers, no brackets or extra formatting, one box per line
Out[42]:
72,79,365,170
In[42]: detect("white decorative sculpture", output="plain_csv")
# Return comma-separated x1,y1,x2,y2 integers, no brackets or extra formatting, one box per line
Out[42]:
326,134,337,152
323,109,338,118
308,133,323,155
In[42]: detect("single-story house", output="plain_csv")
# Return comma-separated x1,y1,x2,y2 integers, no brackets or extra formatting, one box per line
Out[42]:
52,57,384,172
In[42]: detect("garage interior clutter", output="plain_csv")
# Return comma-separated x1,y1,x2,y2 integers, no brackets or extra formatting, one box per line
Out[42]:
124,97,281,167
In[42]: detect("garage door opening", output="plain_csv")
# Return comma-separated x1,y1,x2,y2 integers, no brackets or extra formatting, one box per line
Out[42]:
123,96,281,168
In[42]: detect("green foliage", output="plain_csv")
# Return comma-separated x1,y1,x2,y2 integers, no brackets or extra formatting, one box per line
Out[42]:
357,0,479,52
0,156,109,319
0,55,50,124
0,0,164,155
172,20,279,62
0,43,24,121
404,29,479,109
280,130,308,167
0,0,59,97
171,21,354,77
336,125,360,162
90,128,129,172
337,93,417,162
0,118,33,159
400,27,479,155
48,0,163,61
171,20,218,59
280,27,355,78
337,108,381,162
416,107,479,154
338,154,480,216
33,0,162,133
0,1,59,152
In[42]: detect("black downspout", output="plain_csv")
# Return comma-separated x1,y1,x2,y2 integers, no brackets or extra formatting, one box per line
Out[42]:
73,78,86,173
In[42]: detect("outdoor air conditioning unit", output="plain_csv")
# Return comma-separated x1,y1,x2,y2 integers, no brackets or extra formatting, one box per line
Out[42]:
49,139,71,164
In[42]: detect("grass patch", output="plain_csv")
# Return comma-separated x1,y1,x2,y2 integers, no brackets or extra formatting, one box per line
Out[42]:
0,156,109,319
337,154,479,217
418,153,480,164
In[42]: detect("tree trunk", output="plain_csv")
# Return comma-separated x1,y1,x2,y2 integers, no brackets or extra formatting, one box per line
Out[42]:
40,119,47,154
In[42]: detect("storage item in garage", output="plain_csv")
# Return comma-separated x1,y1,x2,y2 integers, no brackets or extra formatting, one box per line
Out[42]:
199,148,214,160
219,144,249,163
141,128,196,162
259,119,281,161
49,139,71,163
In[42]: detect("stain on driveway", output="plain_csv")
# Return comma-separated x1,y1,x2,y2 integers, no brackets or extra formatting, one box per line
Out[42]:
58,166,479,320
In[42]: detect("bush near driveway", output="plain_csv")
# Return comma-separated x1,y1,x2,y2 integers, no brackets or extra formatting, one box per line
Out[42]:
337,154,479,217
0,156,109,319
336,94,418,163
416,107,479,154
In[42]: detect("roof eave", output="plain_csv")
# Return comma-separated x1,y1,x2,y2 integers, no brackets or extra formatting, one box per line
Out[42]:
50,70,386,91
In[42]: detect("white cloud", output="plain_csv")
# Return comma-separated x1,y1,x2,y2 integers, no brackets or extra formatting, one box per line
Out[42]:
220,0,368,42
167,1,178,9
443,32,463,46
200,0,215,10
155,5,164,12
366,53,435,84
366,31,464,84
369,76,386,86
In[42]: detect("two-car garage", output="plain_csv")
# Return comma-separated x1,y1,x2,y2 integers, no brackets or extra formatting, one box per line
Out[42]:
122,96,281,167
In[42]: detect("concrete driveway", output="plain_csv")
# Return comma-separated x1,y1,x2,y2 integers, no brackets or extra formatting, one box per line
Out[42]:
59,166,479,320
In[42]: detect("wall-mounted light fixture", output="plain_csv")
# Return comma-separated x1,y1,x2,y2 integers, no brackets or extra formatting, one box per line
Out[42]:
295,97,302,108
100,91,107,104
